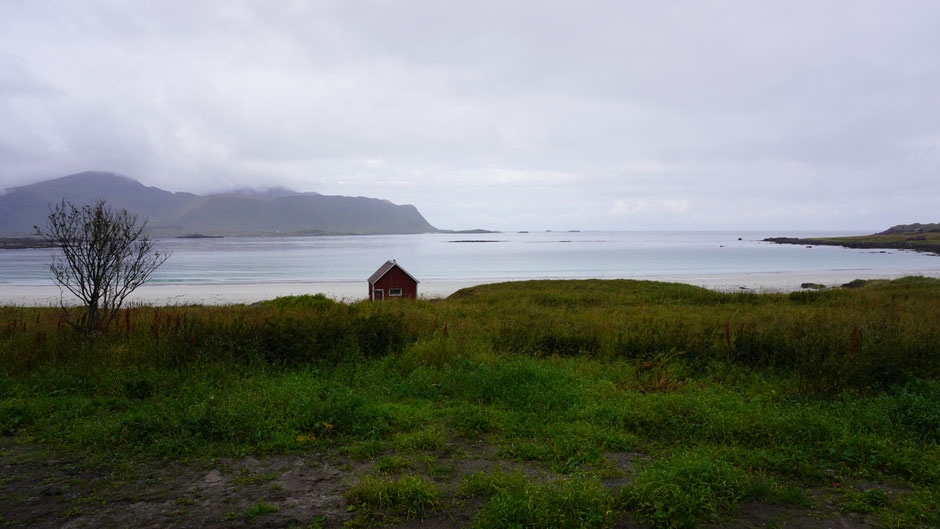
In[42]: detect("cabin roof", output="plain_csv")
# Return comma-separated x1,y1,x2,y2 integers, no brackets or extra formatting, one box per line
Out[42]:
368,260,419,285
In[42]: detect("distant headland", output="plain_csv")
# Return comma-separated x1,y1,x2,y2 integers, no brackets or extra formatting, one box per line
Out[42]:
0,171,487,237
765,223,940,255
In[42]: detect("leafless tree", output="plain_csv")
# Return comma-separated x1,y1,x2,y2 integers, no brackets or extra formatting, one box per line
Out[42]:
35,199,169,334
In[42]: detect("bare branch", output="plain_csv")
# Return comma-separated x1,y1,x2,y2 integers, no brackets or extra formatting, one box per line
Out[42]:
35,199,171,334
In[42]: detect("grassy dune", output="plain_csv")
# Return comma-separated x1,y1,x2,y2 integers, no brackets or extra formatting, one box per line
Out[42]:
1,278,939,527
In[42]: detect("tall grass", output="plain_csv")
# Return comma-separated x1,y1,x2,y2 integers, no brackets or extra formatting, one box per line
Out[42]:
2,280,938,527
1,281,938,456
446,277,940,392
3,277,938,393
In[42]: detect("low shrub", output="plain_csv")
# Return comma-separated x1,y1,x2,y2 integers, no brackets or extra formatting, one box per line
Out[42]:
0,401,35,435
257,294,334,311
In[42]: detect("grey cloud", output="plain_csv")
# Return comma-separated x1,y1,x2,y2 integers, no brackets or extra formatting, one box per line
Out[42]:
1,0,938,230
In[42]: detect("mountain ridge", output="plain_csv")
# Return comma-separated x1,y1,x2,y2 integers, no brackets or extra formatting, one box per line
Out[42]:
0,171,437,236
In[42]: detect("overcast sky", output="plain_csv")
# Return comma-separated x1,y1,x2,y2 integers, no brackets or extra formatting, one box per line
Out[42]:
1,1,938,231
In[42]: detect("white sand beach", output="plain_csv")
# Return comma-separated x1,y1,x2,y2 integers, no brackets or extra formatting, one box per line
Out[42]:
0,280,487,307
2,270,939,307
669,269,940,292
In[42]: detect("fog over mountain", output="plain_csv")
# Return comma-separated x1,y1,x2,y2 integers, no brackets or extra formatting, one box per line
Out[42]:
0,172,436,236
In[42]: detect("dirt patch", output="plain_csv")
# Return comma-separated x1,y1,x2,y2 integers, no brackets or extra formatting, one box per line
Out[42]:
707,500,876,529
0,440,363,528
601,451,652,491
0,440,902,528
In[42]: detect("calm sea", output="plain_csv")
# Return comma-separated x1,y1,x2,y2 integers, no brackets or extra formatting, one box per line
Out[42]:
1,231,938,286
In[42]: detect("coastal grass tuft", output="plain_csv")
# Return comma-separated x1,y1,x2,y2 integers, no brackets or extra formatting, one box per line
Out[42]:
620,450,749,528
345,475,440,517
469,476,615,529
243,498,279,519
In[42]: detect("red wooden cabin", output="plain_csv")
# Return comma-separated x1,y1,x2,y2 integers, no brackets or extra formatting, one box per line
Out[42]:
367,260,418,300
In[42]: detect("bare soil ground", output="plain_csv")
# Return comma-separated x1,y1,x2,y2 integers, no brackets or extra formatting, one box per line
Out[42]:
0,438,880,529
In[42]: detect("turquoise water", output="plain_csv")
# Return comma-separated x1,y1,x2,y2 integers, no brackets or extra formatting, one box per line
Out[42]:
2,231,937,286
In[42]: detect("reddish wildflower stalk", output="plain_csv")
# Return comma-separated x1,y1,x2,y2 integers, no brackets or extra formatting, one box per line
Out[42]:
849,324,861,355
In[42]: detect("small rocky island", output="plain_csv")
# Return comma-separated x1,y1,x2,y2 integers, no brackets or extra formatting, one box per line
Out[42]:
176,233,224,239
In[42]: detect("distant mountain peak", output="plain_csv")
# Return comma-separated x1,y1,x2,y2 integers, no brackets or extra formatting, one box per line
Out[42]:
8,170,136,192
228,186,304,198
63,170,135,180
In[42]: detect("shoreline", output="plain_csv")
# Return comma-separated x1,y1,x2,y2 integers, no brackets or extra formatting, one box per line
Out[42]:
3,269,940,306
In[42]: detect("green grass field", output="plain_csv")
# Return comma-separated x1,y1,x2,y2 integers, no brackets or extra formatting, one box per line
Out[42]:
1,278,939,527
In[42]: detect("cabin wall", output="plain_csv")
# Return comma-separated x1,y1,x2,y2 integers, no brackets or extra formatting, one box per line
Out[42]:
372,267,418,299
